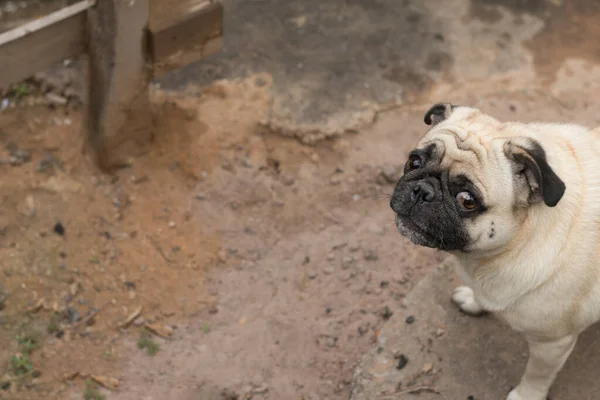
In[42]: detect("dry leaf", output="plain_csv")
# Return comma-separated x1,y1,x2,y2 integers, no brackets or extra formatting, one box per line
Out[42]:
145,323,174,338
91,375,119,390
62,371,79,381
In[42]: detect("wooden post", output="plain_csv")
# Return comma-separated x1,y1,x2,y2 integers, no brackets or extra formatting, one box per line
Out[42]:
86,0,154,170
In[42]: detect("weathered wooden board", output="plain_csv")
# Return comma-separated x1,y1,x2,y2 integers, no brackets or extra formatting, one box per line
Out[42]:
0,0,70,34
0,0,94,90
148,0,224,78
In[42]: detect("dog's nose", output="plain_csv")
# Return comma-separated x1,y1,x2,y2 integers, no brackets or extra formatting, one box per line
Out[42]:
413,181,436,202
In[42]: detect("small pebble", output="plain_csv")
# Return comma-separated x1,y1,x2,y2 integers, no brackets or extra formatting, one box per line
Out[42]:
395,354,409,370
45,92,67,105
358,323,370,336
255,77,267,87
168,221,176,228
330,176,342,185
222,161,233,171
382,306,393,320
363,249,378,261
281,174,295,186
323,266,335,275
341,256,355,269
251,384,269,395
65,307,81,323
405,315,415,324
352,194,360,201
467,396,474,400
53,222,65,236
307,270,318,279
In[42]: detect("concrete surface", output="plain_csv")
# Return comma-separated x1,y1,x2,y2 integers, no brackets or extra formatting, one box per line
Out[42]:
158,0,537,141
350,257,600,400
158,0,600,143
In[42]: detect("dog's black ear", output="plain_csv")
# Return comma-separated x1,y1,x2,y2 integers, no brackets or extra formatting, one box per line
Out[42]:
424,103,457,126
504,139,566,207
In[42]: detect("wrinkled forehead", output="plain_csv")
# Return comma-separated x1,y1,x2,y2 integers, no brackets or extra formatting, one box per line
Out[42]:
419,126,494,167
416,116,506,193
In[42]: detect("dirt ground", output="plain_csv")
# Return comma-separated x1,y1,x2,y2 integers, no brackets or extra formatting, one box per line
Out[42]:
2,0,600,399
0,73,444,400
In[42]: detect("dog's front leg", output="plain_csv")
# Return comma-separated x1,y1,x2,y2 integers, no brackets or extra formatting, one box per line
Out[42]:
507,334,577,400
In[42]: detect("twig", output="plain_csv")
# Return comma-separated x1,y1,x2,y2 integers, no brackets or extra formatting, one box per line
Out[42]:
148,235,174,263
380,386,448,400
118,306,142,329
68,302,108,331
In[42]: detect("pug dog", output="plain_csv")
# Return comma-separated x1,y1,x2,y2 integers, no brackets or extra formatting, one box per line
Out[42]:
390,103,600,400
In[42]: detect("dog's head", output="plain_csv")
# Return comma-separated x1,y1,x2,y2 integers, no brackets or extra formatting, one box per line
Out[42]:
390,103,566,254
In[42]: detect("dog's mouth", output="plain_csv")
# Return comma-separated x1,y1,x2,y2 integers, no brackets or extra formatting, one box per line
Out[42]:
395,214,440,249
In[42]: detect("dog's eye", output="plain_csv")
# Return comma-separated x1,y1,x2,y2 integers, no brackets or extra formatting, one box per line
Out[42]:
406,154,423,171
456,191,477,211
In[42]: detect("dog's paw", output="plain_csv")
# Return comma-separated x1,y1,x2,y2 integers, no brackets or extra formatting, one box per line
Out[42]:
506,388,547,400
506,389,524,400
452,286,484,315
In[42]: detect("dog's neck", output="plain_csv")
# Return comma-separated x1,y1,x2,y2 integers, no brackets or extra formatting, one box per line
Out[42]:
452,204,574,311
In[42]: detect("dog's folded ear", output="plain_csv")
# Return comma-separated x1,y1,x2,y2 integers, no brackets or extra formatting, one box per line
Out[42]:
504,139,566,207
424,103,458,126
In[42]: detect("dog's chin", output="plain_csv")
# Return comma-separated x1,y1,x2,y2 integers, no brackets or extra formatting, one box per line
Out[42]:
395,215,440,249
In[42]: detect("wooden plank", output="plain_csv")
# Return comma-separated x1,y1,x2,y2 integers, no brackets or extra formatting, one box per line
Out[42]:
148,0,224,78
0,0,76,34
0,1,95,90
0,0,95,46
86,0,155,170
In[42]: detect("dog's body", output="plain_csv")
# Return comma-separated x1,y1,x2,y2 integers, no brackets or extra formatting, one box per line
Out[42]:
390,104,600,400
